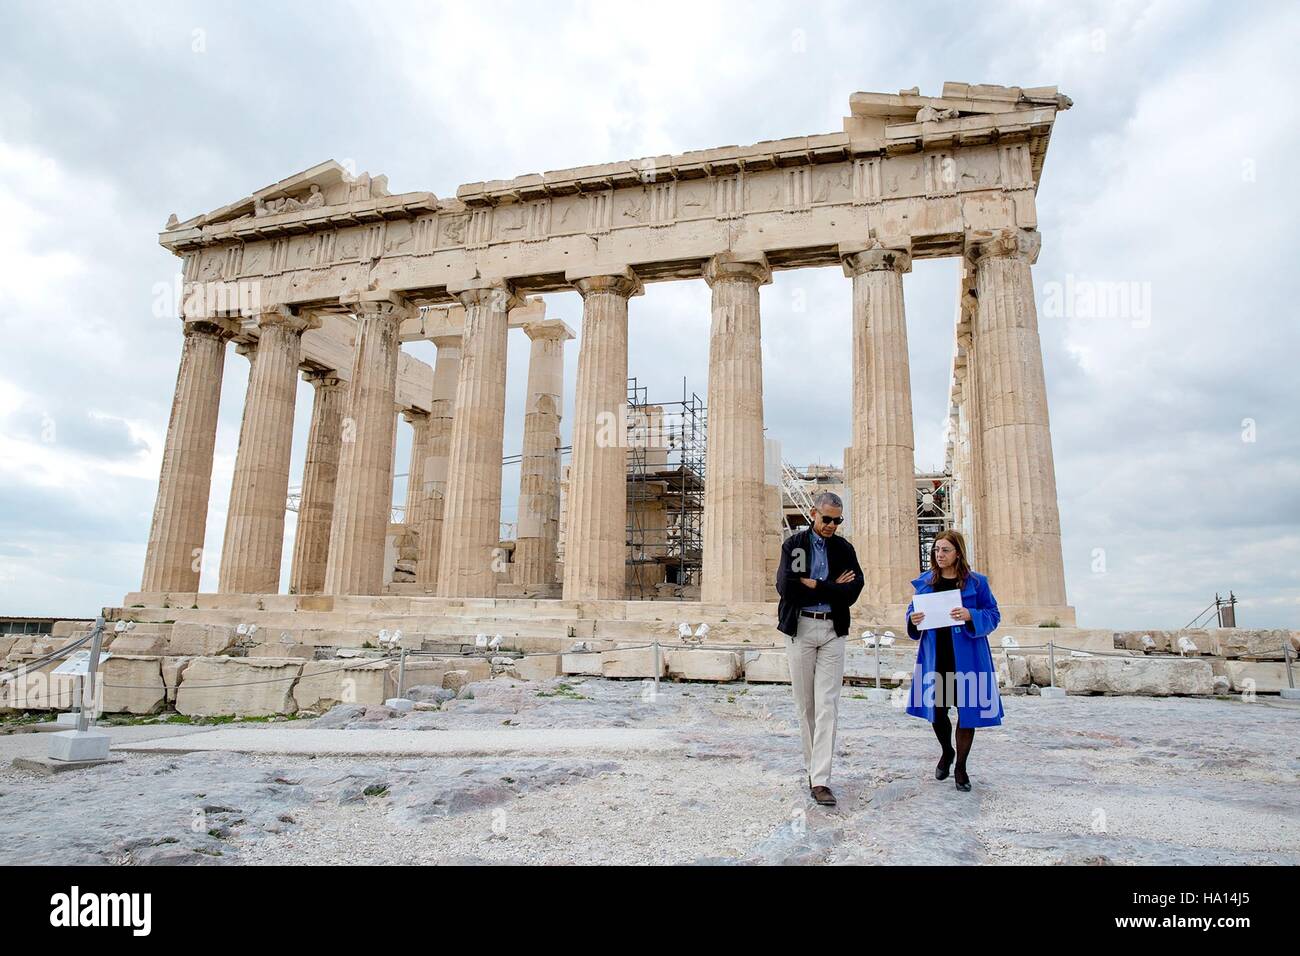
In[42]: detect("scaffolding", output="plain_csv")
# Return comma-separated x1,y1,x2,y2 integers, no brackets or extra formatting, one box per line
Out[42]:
916,472,953,571
625,376,706,599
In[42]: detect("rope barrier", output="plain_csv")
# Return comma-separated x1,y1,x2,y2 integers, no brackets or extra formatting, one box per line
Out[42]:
3,628,1249,695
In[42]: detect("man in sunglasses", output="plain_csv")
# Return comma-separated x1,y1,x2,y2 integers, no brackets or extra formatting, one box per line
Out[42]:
774,491,864,806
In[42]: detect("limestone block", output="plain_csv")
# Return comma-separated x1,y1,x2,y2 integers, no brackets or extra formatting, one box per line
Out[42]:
1211,629,1299,661
161,657,192,703
665,649,741,682
744,650,791,683
169,622,238,657
515,653,563,681
1055,657,1214,697
175,657,302,717
0,660,73,710
0,636,15,660
442,670,472,693
1027,655,1055,687
293,660,393,712
249,643,315,660
1222,660,1298,694
102,655,166,715
398,658,491,691
106,634,168,656
6,637,36,660
601,645,666,679
562,652,603,676
996,655,1031,687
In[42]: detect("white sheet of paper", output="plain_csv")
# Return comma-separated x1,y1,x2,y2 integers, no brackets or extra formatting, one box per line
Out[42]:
912,589,964,631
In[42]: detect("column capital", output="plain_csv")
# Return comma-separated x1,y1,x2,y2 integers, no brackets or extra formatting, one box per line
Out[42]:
340,288,412,320
968,228,1041,265
248,305,320,334
568,268,643,299
302,368,344,389
181,316,241,340
447,279,524,313
839,239,912,277
522,318,576,342
703,252,771,287
430,332,463,349
401,407,430,425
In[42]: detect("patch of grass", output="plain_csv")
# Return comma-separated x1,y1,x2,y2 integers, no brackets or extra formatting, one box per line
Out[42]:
1038,620,1061,628
536,681,587,700
363,784,389,797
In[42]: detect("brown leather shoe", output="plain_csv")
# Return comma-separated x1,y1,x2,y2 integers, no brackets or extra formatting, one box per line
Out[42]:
810,785,837,806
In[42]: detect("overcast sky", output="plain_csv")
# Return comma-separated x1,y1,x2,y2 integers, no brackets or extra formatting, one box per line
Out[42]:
1,0,1296,628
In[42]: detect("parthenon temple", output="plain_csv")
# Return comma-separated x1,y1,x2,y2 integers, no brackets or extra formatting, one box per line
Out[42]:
129,82,1076,649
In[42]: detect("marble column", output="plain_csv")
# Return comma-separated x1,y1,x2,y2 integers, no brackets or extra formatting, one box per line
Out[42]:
969,228,1068,607
402,408,431,530
562,270,641,601
140,317,237,593
515,319,573,587
436,282,522,597
416,334,461,588
289,371,347,595
219,308,317,594
843,241,919,606
324,292,407,596
701,253,771,604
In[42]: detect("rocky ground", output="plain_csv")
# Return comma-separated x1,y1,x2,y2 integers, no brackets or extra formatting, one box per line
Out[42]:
1,677,1297,865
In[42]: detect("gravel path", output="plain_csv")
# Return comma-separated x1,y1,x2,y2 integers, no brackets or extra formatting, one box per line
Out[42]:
1,678,1296,865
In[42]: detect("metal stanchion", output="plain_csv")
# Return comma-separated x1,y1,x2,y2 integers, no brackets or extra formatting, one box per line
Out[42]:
1281,636,1300,700
1040,638,1066,699
385,647,414,711
41,617,116,766
862,631,889,702
652,638,661,699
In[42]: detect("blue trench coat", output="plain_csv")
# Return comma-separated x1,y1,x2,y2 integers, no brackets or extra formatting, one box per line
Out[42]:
904,570,1004,728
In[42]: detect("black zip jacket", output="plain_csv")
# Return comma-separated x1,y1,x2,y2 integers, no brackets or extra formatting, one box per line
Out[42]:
774,527,865,637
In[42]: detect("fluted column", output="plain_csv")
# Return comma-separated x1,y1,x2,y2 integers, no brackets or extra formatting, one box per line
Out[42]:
416,334,461,587
141,317,237,592
219,308,317,593
515,319,573,587
436,282,522,597
324,292,407,596
289,371,347,595
701,253,771,604
562,271,641,601
969,228,1067,607
402,409,431,530
843,241,918,606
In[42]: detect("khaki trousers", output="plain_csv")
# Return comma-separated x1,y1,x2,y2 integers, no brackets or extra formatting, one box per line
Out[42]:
785,614,845,788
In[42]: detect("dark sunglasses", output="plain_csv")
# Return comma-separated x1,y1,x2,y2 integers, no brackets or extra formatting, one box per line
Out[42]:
818,515,843,526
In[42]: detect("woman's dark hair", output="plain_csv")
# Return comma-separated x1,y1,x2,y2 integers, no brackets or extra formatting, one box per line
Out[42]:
929,529,971,589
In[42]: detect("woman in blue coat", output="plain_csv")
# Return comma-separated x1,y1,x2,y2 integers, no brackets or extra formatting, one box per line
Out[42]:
904,529,1003,792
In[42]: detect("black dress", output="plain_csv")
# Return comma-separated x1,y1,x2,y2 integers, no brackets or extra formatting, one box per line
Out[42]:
931,575,962,709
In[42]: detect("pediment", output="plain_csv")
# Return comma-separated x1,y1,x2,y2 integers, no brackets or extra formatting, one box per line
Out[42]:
163,160,394,231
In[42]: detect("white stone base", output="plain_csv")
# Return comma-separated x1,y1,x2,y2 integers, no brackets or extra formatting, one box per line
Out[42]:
47,729,111,762
1038,686,1067,699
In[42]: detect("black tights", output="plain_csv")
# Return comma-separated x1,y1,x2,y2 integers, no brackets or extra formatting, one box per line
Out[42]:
932,709,975,784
